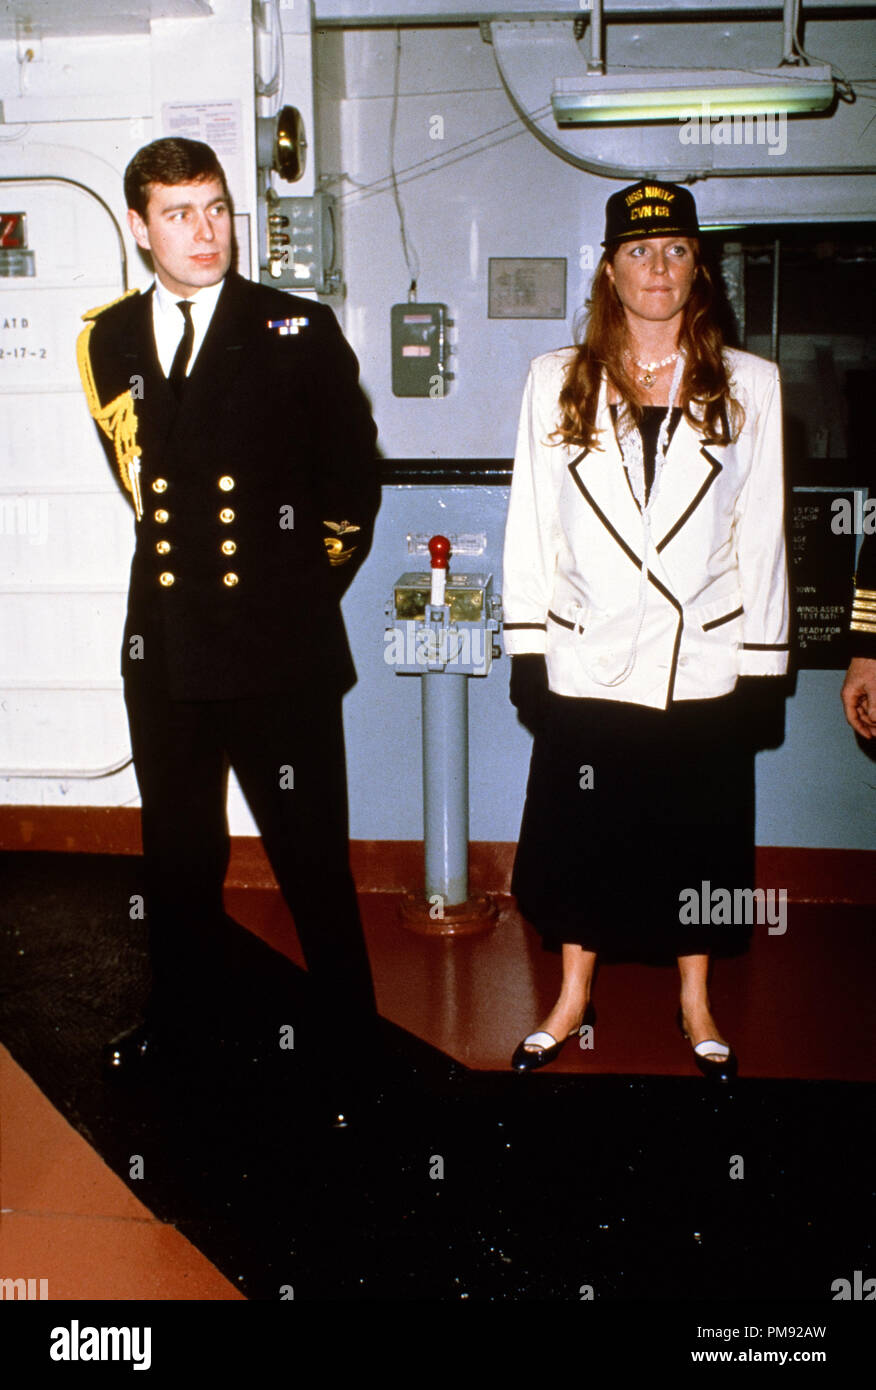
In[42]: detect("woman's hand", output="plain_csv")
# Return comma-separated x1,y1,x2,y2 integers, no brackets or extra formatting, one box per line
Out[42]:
509,654,550,736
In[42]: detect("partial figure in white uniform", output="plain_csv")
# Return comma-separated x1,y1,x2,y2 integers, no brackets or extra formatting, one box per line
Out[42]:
503,180,789,1081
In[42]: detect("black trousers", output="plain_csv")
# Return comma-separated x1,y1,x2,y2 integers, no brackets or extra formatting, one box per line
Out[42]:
123,675,376,1022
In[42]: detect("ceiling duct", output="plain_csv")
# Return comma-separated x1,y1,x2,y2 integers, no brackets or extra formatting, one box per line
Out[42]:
486,10,875,181
0,1,212,40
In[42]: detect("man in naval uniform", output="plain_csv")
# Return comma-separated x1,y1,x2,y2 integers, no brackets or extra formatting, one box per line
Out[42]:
842,531,876,738
77,138,380,1099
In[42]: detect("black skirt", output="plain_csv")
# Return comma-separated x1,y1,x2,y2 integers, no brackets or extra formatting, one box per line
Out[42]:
511,691,755,962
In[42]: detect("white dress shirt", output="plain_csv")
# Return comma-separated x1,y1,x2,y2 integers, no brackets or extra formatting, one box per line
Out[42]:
151,276,225,378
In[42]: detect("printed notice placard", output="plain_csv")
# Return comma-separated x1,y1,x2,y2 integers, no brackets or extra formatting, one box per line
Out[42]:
161,100,244,206
791,488,860,669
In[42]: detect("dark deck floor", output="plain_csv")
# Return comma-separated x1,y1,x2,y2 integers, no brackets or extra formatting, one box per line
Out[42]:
0,851,872,1348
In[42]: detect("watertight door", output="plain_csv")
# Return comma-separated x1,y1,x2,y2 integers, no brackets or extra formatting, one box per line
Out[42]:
0,176,134,797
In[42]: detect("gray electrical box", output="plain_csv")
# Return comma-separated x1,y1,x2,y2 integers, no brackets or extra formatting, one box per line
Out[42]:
258,191,339,293
391,303,451,397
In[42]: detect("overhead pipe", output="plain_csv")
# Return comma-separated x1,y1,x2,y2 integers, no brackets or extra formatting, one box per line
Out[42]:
487,18,876,182
783,0,804,64
0,755,132,779
587,0,604,75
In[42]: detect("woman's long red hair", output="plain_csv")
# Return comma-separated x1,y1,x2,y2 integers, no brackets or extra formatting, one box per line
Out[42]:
553,243,744,450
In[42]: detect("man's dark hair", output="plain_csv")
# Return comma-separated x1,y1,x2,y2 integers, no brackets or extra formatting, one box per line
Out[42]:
124,138,231,219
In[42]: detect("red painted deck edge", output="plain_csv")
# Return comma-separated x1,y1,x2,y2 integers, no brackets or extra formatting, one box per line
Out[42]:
0,807,872,903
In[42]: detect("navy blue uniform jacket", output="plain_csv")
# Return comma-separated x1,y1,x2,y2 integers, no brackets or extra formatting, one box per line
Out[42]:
79,271,380,701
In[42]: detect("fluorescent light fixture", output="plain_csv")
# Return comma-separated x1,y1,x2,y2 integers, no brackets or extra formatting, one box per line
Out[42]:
552,67,834,124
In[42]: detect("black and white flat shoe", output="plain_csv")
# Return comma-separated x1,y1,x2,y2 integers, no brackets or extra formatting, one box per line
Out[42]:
511,1004,596,1072
676,1008,737,1083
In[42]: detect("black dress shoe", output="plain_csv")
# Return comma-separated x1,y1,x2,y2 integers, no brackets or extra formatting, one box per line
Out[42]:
511,1003,596,1072
327,1101,354,1129
102,1021,155,1075
324,1054,386,1127
321,1078,373,1129
676,1008,738,1083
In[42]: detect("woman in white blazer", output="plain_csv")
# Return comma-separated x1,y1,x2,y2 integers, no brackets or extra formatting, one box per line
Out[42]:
503,180,789,1081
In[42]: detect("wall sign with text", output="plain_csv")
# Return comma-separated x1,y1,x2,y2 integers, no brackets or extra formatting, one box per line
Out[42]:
0,213,35,277
791,488,868,669
488,258,566,319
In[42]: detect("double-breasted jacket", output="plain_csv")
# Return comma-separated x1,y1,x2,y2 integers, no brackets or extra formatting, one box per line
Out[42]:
502,346,789,709
77,271,380,701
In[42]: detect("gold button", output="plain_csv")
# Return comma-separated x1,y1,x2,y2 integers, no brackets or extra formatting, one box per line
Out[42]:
223,572,239,587
221,540,237,556
156,541,171,555
154,509,169,524
159,571,175,587
218,475,235,492
219,508,235,524
152,478,168,493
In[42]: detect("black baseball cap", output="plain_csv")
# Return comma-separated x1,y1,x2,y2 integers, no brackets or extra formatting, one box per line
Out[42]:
603,180,699,246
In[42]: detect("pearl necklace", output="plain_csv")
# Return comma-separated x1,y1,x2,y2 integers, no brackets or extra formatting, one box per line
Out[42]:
628,350,678,389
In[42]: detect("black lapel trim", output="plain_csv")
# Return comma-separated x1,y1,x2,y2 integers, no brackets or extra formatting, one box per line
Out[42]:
567,463,684,697
505,621,547,631
568,466,678,606
118,283,154,352
655,445,723,554
702,605,744,632
547,611,574,630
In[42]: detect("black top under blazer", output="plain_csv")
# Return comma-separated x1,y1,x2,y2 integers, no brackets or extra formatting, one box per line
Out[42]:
82,271,380,701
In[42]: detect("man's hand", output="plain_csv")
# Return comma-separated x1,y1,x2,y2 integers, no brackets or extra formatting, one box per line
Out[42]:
841,657,876,739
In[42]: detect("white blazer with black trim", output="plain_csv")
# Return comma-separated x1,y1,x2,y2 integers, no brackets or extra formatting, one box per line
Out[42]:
502,346,789,709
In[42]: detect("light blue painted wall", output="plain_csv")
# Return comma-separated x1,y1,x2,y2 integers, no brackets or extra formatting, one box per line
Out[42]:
343,485,531,843
756,671,875,851
342,486,875,851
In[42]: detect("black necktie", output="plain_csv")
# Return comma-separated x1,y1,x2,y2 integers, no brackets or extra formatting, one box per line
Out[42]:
168,300,194,397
